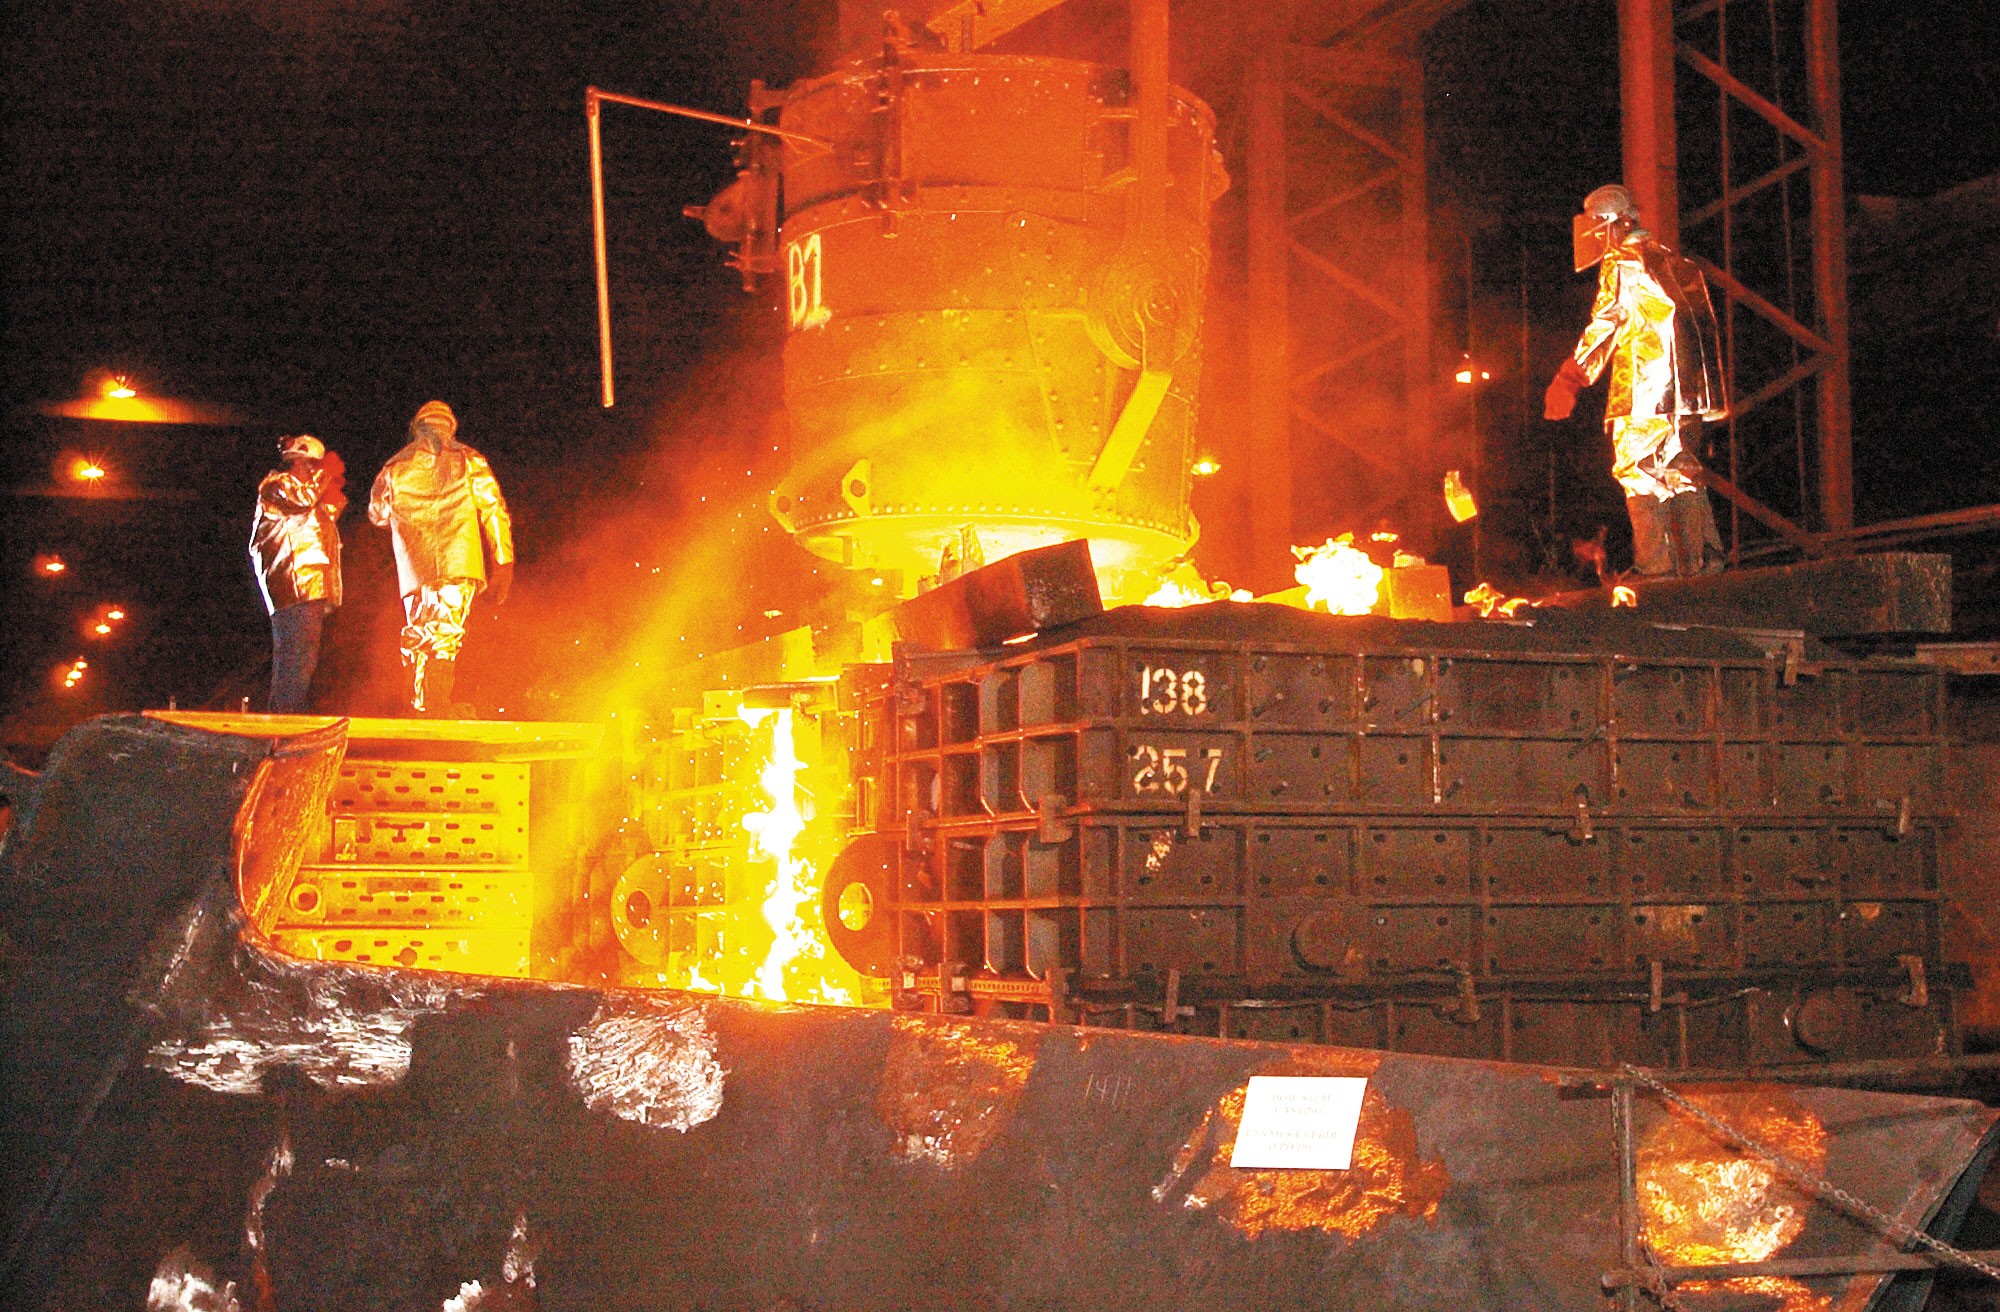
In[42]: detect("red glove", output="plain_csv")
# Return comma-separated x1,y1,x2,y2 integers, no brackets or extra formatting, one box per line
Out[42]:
486,561,513,607
1543,358,1589,420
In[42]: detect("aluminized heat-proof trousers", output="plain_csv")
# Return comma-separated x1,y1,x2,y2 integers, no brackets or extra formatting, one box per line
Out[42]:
399,581,475,712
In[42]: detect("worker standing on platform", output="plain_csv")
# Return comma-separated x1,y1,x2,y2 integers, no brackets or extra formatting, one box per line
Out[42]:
1544,184,1728,577
250,435,345,713
368,400,513,717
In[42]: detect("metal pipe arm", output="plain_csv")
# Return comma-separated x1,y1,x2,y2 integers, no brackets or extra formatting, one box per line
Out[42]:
584,86,832,408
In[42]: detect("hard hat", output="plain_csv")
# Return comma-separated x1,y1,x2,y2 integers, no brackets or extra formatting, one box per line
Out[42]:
411,399,458,437
280,434,326,461
1573,185,1642,271
1582,184,1639,222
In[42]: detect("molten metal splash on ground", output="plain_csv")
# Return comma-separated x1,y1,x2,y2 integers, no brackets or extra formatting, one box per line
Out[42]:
1638,1086,1832,1312
1292,537,1385,615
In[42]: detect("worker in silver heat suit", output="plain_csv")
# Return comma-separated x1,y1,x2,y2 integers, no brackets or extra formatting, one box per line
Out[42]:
368,400,513,716
1545,184,1728,576
252,434,346,712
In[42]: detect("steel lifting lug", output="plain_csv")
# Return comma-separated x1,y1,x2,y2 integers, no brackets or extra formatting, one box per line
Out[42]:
1161,968,1193,1026
1569,786,1596,844
1045,965,1072,1025
1182,784,1203,838
1898,954,1929,1008
1452,968,1481,1025
1036,793,1075,844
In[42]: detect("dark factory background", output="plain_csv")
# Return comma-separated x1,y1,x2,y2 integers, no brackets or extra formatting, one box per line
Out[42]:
2,0,1995,758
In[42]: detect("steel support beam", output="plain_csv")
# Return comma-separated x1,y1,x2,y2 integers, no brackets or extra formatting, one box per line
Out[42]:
1806,0,1854,532
1672,0,1854,551
1251,40,1431,555
1246,25,1295,580
1398,60,1434,543
1617,0,1679,246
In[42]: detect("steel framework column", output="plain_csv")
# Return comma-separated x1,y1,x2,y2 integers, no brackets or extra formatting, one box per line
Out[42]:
1399,61,1435,548
1246,28,1295,575
1671,0,1854,553
1618,0,1679,246
1806,0,1853,532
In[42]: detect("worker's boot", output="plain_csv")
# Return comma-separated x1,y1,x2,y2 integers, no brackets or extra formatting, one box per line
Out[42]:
423,660,457,719
1625,496,1674,576
1666,491,1725,575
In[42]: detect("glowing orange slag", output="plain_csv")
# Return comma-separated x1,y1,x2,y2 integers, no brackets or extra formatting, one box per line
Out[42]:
1142,566,1253,608
1463,582,1532,618
1293,537,1383,615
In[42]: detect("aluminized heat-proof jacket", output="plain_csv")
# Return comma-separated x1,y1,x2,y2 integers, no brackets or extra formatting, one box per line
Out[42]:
368,436,513,596
250,470,343,614
1571,232,1727,424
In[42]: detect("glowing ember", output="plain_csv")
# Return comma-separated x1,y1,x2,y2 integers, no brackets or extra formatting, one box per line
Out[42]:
737,706,853,1005
1292,537,1383,615
1463,582,1531,619
1142,569,1252,608
1443,470,1478,523
1611,584,1638,608
1144,579,1212,608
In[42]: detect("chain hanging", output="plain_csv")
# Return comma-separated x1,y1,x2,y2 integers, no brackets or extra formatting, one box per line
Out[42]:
1620,1063,2000,1287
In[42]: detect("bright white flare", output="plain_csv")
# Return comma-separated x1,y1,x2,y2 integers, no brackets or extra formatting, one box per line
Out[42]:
1292,537,1384,615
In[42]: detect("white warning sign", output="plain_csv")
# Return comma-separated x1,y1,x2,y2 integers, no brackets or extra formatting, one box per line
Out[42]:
1228,1075,1369,1171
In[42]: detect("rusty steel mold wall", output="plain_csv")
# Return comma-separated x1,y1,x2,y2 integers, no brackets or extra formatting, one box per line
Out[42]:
828,607,1961,1068
5,712,1996,1311
766,50,1223,597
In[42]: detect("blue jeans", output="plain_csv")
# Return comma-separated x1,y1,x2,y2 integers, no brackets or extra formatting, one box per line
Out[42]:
269,600,328,713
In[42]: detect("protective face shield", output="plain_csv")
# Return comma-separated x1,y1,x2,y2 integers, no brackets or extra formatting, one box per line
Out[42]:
1573,184,1640,271
280,434,326,461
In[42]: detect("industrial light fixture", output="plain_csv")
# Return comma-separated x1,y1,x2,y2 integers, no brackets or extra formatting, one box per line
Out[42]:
1190,455,1221,477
